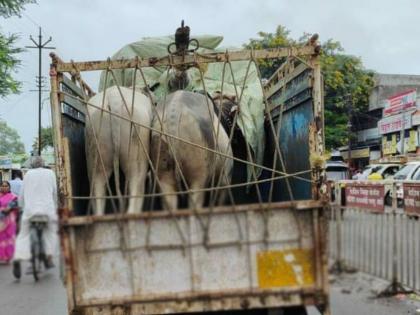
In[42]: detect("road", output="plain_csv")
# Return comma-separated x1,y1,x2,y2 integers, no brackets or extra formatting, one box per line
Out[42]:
0,262,67,315
0,263,418,315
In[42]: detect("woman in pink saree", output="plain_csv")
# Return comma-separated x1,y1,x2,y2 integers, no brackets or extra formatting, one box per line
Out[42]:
0,181,18,263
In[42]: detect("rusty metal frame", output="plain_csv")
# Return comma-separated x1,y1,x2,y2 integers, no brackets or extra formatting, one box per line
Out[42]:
62,200,325,226
50,43,329,315
53,46,319,73
66,204,329,315
72,287,327,314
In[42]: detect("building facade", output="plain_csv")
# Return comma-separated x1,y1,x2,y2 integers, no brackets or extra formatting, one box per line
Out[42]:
340,73,420,167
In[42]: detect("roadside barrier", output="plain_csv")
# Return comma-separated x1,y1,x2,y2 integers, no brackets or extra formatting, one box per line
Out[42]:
329,180,420,294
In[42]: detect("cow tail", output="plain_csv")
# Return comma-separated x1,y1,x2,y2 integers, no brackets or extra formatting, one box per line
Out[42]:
110,95,124,212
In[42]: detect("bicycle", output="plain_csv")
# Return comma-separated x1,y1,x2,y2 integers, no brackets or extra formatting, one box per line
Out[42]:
28,214,50,281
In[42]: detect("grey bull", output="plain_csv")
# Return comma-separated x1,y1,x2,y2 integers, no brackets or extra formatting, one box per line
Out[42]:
85,86,152,215
151,90,233,210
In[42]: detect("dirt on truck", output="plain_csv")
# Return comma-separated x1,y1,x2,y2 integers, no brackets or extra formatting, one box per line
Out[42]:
49,24,330,315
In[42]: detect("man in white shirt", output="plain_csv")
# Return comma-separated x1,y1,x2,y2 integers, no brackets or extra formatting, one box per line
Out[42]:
12,156,58,279
9,170,23,196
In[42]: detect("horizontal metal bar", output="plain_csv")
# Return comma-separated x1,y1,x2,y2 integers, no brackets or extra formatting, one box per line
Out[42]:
63,200,326,226
75,286,322,307
53,46,319,73
79,238,303,254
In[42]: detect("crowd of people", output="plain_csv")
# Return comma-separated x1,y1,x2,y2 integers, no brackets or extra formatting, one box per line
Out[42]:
0,156,58,279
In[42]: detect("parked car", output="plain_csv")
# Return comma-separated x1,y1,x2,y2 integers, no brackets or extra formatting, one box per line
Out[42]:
391,161,420,206
359,163,402,180
326,160,350,181
325,160,350,204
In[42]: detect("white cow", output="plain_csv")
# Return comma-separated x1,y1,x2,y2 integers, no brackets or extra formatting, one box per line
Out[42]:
85,86,152,215
151,90,233,210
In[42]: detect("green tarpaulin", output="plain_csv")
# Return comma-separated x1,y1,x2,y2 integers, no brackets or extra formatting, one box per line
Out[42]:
98,35,265,179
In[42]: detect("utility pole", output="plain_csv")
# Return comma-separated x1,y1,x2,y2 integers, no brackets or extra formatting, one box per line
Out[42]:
400,111,406,155
26,27,55,156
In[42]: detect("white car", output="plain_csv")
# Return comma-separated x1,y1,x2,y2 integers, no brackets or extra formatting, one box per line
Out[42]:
390,161,420,204
359,163,402,180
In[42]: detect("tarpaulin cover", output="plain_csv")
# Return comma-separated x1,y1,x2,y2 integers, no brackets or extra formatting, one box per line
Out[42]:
98,35,265,179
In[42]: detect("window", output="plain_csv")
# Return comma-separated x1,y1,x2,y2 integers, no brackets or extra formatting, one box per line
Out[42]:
382,166,400,179
394,164,420,180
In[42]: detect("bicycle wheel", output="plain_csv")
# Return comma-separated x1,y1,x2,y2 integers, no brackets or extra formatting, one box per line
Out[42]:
30,242,39,281
30,228,41,281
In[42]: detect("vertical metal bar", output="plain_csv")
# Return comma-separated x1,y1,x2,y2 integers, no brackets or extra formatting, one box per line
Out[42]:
391,183,399,290
246,211,253,289
188,215,196,292
344,210,354,266
364,211,369,273
368,213,372,275
416,218,420,291
410,217,414,289
405,215,409,288
367,212,371,274
336,205,342,271
312,208,322,290
359,210,364,272
319,206,331,314
376,213,380,277
387,212,392,281
379,213,385,279
49,65,68,210
371,213,376,275
365,212,370,273
398,213,403,285
355,209,360,270
329,206,334,259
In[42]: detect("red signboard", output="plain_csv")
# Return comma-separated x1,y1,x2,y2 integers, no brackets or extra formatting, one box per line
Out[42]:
378,113,411,134
345,184,385,212
403,183,420,216
383,89,417,116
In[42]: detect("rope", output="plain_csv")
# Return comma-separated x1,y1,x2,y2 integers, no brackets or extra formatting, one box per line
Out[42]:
68,169,312,200
60,90,314,184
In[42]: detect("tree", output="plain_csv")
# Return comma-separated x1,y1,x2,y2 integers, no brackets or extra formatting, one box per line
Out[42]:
32,126,53,152
0,0,36,97
245,26,374,149
0,119,25,154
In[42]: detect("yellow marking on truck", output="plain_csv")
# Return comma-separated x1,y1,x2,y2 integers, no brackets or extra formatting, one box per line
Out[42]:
257,249,315,288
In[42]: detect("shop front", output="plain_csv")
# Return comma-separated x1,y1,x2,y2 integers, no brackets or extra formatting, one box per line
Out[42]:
378,89,420,156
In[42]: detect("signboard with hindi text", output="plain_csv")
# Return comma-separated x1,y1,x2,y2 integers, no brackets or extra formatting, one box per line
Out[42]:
378,112,412,135
403,183,420,216
383,89,417,116
345,184,385,212
382,134,397,155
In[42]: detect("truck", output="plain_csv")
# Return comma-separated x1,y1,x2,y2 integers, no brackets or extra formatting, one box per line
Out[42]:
49,29,330,315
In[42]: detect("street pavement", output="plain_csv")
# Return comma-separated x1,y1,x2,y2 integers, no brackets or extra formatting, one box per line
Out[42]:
0,262,67,315
0,262,419,315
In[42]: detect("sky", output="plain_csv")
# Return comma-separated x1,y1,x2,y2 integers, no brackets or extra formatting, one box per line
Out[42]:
0,0,419,152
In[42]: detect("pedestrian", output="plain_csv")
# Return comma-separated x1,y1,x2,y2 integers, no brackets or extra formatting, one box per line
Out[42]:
0,181,18,264
9,170,23,196
352,168,363,180
12,156,58,279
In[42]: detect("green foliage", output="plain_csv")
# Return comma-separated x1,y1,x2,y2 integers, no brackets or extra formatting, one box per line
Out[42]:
0,119,25,154
245,26,374,149
0,32,22,96
0,0,36,97
245,25,295,79
32,126,53,152
320,40,374,148
0,0,35,18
